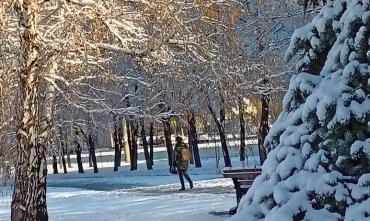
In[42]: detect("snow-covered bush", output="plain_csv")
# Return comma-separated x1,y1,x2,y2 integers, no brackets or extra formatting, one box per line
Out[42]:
229,0,370,220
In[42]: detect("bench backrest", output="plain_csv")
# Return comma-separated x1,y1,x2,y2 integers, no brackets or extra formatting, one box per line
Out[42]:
222,168,261,179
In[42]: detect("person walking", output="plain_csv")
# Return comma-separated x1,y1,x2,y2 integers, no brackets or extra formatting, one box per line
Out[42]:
173,136,193,191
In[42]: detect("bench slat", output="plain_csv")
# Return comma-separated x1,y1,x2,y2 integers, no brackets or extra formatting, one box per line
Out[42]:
238,179,254,186
223,171,261,174
222,172,261,179
222,168,261,173
240,184,252,189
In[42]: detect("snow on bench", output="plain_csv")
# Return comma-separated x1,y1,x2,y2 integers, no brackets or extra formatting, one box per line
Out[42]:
222,167,261,215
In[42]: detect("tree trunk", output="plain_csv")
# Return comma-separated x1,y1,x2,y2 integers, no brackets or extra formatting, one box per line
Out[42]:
163,119,174,166
109,124,115,149
58,156,63,169
175,117,183,136
258,94,269,165
12,2,48,220
208,104,232,167
88,153,93,167
187,126,194,165
189,111,202,167
58,136,64,169
74,134,84,173
113,116,120,172
67,152,72,168
88,134,98,173
149,122,154,166
75,146,84,173
12,142,48,221
117,117,124,166
141,123,153,170
60,142,67,174
52,156,58,174
130,122,138,171
61,153,67,174
123,118,131,163
239,97,246,162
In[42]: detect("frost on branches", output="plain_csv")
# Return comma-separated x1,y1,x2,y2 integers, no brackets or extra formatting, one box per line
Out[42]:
229,0,370,221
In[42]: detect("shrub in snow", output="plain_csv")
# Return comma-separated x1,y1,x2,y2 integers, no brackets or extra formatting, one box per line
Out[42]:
229,0,370,220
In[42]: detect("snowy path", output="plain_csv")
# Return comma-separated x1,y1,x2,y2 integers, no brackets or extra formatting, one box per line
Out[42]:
1,183,234,221
0,157,243,221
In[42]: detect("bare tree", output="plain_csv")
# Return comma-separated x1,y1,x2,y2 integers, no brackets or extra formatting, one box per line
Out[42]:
1,0,303,220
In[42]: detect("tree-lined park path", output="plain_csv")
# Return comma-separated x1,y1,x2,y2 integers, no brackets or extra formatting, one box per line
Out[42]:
4,0,363,221
1,156,238,221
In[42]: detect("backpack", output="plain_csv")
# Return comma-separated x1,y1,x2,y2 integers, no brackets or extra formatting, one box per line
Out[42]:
180,144,191,161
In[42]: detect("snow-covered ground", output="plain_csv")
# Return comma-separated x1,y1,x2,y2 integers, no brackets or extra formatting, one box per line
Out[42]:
0,182,234,221
0,146,258,221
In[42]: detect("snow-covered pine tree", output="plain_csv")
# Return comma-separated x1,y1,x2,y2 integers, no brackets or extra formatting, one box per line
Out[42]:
230,0,370,220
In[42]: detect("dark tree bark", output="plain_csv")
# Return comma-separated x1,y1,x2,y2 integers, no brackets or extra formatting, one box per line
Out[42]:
141,123,153,170
88,152,93,167
52,156,58,174
188,111,202,167
61,154,67,174
66,151,72,168
88,134,98,173
113,116,120,172
238,97,246,162
149,122,154,166
75,145,84,173
258,94,269,165
58,156,62,169
58,156,63,169
163,119,174,166
208,103,232,167
74,131,84,173
60,143,67,174
187,126,194,165
130,122,138,171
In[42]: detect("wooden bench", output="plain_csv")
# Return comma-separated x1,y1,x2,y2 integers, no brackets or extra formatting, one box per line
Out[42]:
222,167,262,215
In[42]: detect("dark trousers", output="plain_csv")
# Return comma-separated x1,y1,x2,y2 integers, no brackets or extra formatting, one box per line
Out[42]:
178,170,192,188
